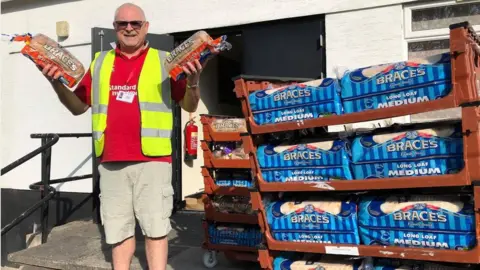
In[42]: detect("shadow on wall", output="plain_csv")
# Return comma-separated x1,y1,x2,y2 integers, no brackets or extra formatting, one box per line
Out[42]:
50,152,94,222
1,0,83,14
54,153,92,190
197,57,218,114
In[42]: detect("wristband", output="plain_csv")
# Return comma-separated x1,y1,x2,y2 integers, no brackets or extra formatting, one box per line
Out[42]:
187,83,199,89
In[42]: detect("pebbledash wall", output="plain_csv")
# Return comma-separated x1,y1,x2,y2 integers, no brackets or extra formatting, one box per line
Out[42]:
1,0,423,197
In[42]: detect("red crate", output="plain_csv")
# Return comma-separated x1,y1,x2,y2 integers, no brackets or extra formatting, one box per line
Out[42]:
234,22,480,135
201,220,261,253
203,195,258,225
201,139,251,169
241,106,480,192
200,114,248,142
250,191,480,265
201,167,253,196
201,220,259,268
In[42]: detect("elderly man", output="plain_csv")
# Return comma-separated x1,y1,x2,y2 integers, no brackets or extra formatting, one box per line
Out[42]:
40,2,207,270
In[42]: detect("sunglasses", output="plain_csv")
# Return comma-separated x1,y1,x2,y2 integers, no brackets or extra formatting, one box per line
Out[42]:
114,20,144,30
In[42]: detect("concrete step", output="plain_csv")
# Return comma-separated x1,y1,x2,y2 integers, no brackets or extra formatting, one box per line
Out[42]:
2,266,54,270
20,266,56,270
7,212,259,270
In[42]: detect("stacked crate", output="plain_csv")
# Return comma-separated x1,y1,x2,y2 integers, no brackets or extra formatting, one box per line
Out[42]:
232,22,480,269
199,114,263,268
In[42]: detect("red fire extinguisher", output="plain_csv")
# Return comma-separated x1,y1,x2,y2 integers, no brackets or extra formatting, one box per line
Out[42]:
184,114,198,161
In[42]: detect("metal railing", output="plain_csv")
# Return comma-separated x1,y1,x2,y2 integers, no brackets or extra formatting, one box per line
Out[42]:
1,133,93,243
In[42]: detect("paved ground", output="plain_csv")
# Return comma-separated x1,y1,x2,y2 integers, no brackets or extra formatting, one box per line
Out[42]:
7,211,261,270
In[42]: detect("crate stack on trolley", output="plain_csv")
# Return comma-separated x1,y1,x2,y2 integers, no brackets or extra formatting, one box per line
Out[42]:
228,22,479,270
199,114,262,268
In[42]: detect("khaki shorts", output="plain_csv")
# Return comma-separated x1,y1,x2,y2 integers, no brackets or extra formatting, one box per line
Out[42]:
98,161,174,245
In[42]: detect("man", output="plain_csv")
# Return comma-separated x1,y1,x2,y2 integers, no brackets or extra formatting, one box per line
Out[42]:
40,3,207,270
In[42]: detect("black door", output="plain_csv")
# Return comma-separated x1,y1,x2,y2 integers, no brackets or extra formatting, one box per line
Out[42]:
242,15,326,79
90,28,183,218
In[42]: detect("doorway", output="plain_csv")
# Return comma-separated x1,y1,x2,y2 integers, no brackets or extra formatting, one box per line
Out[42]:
169,14,327,202
170,14,326,113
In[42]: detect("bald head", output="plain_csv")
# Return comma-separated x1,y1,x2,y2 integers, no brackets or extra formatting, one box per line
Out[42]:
114,3,146,21
113,2,149,55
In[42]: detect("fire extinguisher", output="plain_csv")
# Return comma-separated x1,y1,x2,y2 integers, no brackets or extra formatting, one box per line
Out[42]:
184,114,198,161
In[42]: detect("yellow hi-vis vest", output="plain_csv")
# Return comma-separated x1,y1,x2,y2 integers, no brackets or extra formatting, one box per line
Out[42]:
90,48,173,158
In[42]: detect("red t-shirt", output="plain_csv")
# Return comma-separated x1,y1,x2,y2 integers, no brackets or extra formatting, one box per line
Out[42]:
74,46,186,163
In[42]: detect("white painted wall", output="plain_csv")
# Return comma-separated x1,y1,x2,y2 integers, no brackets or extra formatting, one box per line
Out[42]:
1,0,420,194
1,44,93,192
2,0,420,51
325,5,407,76
325,4,411,132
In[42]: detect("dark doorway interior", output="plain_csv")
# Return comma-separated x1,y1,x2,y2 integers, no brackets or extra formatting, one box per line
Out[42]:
170,14,326,112
242,16,326,79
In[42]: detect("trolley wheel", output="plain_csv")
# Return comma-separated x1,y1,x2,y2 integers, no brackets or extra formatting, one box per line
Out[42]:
203,250,218,268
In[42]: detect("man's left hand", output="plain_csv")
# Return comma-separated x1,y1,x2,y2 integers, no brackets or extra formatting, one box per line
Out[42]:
182,59,204,87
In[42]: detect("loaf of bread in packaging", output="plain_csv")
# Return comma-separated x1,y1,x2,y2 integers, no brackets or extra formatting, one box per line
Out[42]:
249,78,343,125
358,194,476,250
212,195,254,215
256,139,353,181
17,34,85,88
211,118,247,133
351,126,464,179
213,170,253,188
164,30,231,81
273,254,364,270
340,53,452,114
371,258,470,270
212,142,247,160
208,223,263,247
265,197,360,244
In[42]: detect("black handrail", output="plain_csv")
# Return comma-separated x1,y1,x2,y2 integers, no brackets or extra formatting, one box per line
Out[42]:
0,135,59,176
1,133,93,242
1,186,56,237
31,174,93,188
31,133,92,139
0,133,92,176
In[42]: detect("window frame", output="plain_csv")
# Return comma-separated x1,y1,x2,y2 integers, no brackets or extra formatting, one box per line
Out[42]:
403,0,480,42
401,1,478,122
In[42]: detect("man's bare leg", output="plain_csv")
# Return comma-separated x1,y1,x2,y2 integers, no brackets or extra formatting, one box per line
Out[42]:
112,236,136,270
145,236,169,270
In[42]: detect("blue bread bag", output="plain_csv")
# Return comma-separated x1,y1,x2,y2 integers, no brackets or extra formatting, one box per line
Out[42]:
249,78,343,125
358,194,476,250
273,253,364,270
257,139,353,181
265,197,360,244
208,223,263,247
340,53,452,114
351,126,464,179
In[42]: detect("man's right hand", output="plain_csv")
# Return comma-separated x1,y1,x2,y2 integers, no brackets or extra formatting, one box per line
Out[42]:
39,64,63,83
